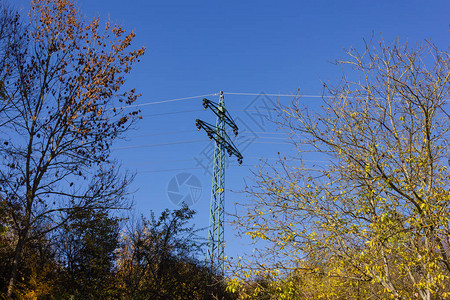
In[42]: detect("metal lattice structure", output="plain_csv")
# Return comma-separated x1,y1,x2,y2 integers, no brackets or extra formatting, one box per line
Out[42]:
196,91,242,274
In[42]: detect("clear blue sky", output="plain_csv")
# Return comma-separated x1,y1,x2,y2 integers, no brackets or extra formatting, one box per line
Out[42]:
13,0,450,260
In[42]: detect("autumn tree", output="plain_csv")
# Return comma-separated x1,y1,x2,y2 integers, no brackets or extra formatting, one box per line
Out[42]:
0,0,27,294
115,205,234,300
0,0,145,297
8,225,59,299
232,40,450,299
0,0,22,112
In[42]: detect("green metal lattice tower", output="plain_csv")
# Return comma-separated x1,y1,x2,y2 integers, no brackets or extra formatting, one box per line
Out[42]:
196,91,243,274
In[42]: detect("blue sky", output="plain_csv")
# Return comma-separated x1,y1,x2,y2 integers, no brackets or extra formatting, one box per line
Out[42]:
13,0,450,260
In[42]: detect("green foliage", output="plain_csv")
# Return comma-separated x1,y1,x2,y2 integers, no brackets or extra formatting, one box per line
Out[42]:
55,209,120,299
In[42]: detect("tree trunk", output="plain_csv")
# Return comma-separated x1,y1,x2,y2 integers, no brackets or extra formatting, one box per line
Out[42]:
6,230,27,297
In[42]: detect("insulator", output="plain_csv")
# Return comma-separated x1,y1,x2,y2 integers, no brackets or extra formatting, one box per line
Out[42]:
202,99,208,109
233,129,238,136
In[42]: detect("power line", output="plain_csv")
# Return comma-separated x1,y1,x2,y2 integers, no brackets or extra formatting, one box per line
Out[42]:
125,158,201,167
246,156,328,163
136,164,252,174
251,131,287,135
124,156,329,167
140,109,202,118
251,136,287,140
127,130,194,139
222,92,326,98
112,139,293,151
126,130,289,140
139,108,284,118
222,92,299,97
112,139,204,150
136,165,325,174
114,136,306,151
121,93,218,109
252,141,291,145
117,91,329,110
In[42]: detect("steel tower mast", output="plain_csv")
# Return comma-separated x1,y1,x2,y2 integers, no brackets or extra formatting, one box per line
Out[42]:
196,91,243,274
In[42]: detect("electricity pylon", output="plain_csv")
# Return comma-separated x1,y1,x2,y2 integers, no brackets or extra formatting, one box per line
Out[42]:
196,91,243,274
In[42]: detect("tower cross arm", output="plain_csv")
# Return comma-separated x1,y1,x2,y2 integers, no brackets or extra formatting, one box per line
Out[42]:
202,98,239,136
195,119,243,165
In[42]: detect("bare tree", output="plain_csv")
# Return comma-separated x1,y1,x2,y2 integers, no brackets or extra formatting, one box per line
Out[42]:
0,0,145,296
0,1,23,123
